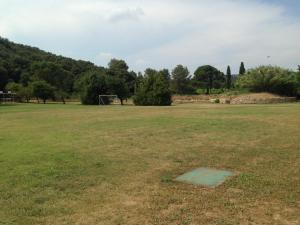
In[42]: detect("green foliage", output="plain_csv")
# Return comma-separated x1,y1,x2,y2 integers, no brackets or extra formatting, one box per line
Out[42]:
196,88,225,95
193,65,225,94
0,37,101,95
107,59,136,97
5,82,32,102
160,174,173,183
223,88,250,96
54,90,69,104
108,58,129,73
0,65,9,90
107,77,129,105
239,62,246,75
31,80,55,103
19,86,33,103
226,65,232,89
171,65,194,94
133,69,172,106
236,65,297,96
31,62,74,93
5,82,22,93
78,70,109,105
159,68,171,82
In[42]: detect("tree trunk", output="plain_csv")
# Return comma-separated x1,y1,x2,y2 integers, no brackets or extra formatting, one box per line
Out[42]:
120,98,124,105
43,99,46,104
62,97,66,104
206,87,209,95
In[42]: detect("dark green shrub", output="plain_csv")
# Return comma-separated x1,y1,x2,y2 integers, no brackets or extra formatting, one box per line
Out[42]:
78,70,109,105
133,69,172,106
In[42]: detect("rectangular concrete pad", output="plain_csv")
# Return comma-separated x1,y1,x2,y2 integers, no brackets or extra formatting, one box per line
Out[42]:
175,168,233,188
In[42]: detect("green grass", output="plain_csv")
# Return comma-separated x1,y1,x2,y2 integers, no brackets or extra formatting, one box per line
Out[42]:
0,103,299,225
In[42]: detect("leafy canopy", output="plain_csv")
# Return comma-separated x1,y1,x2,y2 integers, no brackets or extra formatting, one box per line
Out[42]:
193,65,225,94
236,65,297,96
31,80,55,103
171,65,193,94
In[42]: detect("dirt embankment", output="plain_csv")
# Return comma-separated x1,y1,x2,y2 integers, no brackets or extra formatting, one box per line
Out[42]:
230,93,296,104
173,93,297,105
172,95,218,104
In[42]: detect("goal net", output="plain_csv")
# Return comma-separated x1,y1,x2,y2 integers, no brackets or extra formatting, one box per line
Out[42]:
99,95,120,105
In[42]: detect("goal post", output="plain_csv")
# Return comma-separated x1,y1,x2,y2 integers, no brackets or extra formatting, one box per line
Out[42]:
99,95,120,105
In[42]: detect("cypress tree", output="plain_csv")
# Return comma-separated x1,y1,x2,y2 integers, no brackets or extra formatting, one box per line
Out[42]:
226,65,232,89
239,62,246,75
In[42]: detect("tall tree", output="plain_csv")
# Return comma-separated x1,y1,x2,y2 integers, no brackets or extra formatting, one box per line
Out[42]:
107,59,136,100
171,65,192,94
107,77,129,105
226,65,232,89
193,65,225,94
159,69,171,82
239,62,246,75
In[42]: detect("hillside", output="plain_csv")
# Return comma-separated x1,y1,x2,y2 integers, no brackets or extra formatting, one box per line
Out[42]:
0,37,103,92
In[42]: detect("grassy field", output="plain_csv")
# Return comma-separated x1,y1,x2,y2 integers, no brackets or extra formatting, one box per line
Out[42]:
0,103,299,225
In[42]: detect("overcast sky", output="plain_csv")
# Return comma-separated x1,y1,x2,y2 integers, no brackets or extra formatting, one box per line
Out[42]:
0,0,300,73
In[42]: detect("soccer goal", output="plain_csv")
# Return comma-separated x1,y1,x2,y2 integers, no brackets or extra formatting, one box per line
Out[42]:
99,95,120,105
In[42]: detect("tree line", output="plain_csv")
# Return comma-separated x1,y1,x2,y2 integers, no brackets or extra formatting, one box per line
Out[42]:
1,37,299,106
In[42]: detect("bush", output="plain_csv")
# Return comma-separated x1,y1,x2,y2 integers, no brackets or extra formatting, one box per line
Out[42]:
78,70,109,105
236,66,297,96
133,69,172,106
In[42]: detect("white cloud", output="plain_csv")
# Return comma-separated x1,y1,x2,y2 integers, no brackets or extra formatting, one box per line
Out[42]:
0,0,299,73
107,7,144,23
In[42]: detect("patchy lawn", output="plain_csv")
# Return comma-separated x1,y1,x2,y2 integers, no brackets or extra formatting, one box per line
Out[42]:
0,103,299,225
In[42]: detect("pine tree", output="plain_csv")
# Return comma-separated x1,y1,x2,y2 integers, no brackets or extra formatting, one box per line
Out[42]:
239,62,246,75
226,66,232,89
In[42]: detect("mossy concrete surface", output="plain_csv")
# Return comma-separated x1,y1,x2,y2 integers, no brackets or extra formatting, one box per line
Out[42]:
176,168,234,187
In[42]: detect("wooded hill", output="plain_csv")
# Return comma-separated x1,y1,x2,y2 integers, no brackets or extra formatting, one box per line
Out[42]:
0,37,103,92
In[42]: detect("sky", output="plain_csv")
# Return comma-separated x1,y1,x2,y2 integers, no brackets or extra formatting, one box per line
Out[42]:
0,0,300,74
